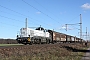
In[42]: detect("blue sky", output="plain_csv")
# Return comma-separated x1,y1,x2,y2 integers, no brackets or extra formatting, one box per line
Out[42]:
0,0,90,40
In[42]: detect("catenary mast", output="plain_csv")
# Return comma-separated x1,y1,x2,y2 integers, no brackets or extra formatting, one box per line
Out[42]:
80,14,82,40
26,18,28,36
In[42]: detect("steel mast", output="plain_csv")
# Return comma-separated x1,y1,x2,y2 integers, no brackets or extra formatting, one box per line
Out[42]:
80,14,82,39
26,18,28,36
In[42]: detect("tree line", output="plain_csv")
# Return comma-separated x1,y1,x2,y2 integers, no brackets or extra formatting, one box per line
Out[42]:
0,39,18,44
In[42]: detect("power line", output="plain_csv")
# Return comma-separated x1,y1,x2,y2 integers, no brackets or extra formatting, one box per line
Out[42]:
59,14,80,30
0,14,40,26
0,15,23,23
0,7,38,26
33,0,62,24
22,0,60,24
0,5,25,16
34,0,81,31
0,10,22,17
0,21,19,28
66,14,80,23
0,4,54,28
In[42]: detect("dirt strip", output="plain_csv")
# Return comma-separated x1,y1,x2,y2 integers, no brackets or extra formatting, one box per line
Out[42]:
82,47,90,60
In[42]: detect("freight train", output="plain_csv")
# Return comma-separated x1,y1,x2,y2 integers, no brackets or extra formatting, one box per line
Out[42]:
16,27,83,45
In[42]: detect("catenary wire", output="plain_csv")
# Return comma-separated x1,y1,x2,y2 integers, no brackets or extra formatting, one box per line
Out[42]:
33,0,62,24
0,4,54,28
22,0,61,24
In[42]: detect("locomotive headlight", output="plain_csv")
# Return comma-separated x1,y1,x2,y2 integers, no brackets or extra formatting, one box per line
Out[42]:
28,38,30,42
28,35,30,42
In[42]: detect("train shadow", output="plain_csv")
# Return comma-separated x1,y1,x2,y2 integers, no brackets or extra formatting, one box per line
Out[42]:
62,46,90,53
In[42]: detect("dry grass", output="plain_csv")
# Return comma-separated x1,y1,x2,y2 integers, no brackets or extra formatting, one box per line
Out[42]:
0,43,89,60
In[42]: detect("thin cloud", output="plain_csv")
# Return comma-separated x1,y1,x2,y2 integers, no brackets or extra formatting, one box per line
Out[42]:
59,25,75,30
36,12,41,14
60,11,66,15
81,3,90,10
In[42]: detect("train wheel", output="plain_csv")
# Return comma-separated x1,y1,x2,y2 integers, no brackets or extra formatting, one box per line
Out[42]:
39,39,41,44
46,39,50,44
29,42,32,45
24,43,27,45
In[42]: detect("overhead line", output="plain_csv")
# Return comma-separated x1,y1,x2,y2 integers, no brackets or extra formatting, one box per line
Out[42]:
0,5,24,16
61,14,80,30
0,10,21,17
34,0,61,24
0,15,40,26
66,14,80,24
22,0,60,24
34,0,78,31
0,15,23,23
0,21,19,28
0,4,53,28
0,5,42,26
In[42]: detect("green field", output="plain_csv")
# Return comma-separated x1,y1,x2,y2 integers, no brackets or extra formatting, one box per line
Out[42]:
0,44,23,46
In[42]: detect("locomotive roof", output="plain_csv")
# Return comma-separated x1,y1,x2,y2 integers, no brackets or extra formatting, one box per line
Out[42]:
36,27,44,30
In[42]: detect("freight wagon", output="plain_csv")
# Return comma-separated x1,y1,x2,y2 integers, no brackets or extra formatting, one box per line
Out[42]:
48,30,66,43
48,30,83,43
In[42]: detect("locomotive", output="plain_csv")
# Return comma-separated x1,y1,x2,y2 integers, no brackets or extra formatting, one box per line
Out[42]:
16,27,52,45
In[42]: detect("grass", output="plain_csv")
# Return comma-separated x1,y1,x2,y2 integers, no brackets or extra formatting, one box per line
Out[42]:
0,43,89,60
0,44,23,46
1,48,86,60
